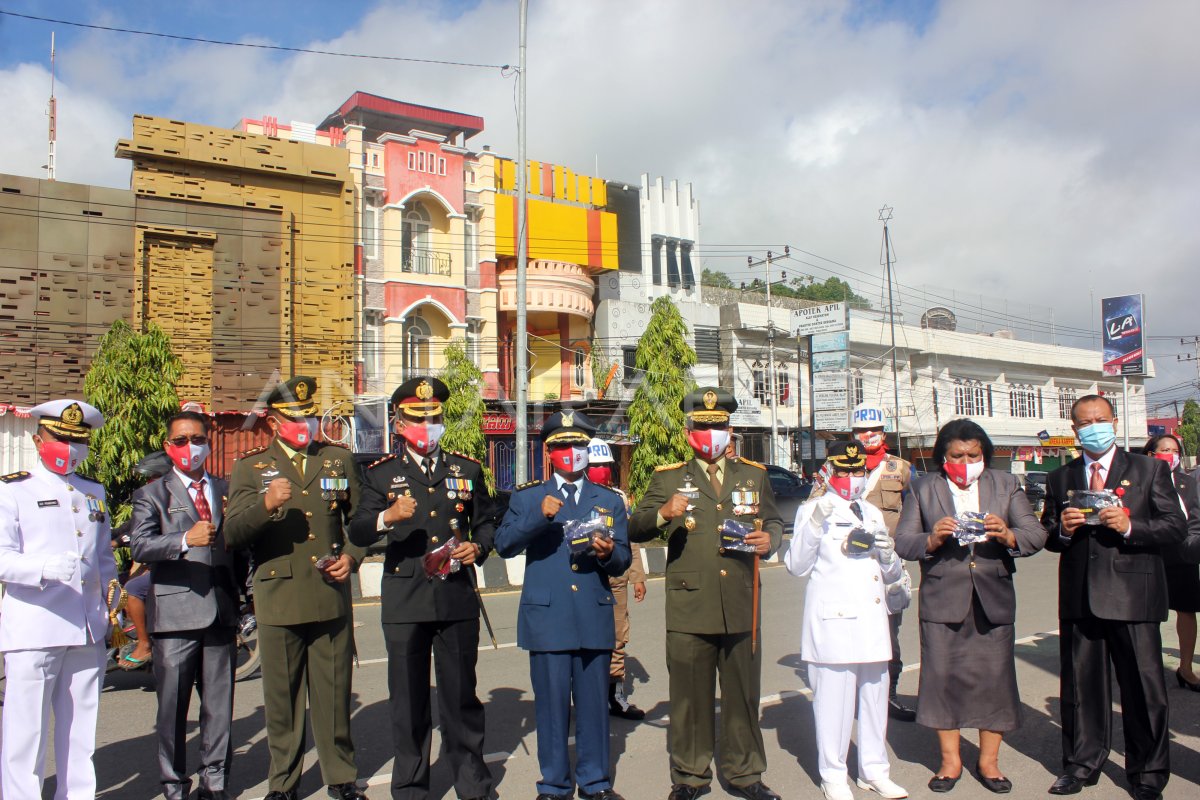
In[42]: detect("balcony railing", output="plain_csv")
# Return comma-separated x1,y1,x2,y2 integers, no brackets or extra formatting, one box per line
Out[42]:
402,248,451,276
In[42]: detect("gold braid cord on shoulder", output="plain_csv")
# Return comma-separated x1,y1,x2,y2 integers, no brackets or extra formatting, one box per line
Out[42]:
106,579,130,650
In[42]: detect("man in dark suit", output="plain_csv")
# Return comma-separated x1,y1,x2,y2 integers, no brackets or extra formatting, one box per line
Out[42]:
629,388,783,800
495,410,632,800
130,410,238,800
225,376,368,800
1043,394,1186,800
349,377,496,800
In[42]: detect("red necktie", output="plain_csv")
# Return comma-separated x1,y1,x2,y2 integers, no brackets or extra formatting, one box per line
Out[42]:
191,480,212,522
1089,463,1105,492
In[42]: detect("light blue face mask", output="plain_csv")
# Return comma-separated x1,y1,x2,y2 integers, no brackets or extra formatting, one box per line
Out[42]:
1076,421,1116,454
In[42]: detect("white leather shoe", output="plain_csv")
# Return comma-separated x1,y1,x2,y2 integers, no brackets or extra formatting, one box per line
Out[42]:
856,777,908,799
821,781,854,800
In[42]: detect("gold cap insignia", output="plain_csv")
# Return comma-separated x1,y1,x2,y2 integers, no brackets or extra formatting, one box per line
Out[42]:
295,381,310,401
846,444,859,458
416,380,434,400
561,411,575,427
703,390,718,410
62,403,84,426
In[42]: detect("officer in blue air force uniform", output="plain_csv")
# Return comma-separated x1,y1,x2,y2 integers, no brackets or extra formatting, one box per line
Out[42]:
494,410,632,800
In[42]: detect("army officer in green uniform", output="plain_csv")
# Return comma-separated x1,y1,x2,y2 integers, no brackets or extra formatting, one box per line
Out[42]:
224,376,368,800
630,388,784,800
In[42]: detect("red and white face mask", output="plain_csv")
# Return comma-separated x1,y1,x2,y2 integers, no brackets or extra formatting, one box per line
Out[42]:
277,418,318,449
854,430,885,453
827,474,866,501
586,465,613,486
687,428,730,460
1153,452,1181,472
549,445,589,474
165,441,210,472
400,422,445,456
944,460,985,489
40,439,88,475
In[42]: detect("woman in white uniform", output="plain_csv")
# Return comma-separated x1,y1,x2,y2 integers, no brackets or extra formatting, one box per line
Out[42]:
785,442,908,800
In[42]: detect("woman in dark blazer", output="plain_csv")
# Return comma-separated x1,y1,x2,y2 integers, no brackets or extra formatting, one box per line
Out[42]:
1141,433,1200,690
895,419,1047,794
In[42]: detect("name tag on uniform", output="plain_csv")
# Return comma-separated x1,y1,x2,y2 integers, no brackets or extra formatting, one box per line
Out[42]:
38,499,59,507
168,505,190,514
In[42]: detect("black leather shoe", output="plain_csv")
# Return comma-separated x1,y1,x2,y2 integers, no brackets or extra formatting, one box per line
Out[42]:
977,775,1011,794
887,697,917,722
928,773,961,793
536,794,571,800
196,791,229,800
265,792,298,800
579,790,625,800
328,784,368,800
1048,775,1099,795
1131,786,1162,800
727,782,781,800
667,786,705,800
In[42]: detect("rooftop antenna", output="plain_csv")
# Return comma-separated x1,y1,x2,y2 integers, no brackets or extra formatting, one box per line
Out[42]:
47,32,57,181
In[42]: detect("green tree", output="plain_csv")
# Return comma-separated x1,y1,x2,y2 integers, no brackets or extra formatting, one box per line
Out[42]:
627,296,698,502
1178,399,1200,458
701,268,735,288
82,320,184,525
590,342,614,399
438,340,495,492
744,275,871,308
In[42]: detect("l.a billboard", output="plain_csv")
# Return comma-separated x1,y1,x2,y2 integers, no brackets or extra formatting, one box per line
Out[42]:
1101,294,1145,376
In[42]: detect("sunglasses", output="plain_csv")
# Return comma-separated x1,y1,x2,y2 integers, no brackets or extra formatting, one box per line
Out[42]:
167,435,209,447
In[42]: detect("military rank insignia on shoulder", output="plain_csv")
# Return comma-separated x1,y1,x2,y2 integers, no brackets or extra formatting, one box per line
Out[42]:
240,444,268,458
516,479,543,490
655,462,685,472
368,453,397,469
736,457,767,470
445,450,481,464
0,471,30,483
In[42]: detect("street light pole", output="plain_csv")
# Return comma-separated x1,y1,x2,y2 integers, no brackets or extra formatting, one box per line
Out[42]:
514,0,529,483
879,205,903,460
748,247,789,465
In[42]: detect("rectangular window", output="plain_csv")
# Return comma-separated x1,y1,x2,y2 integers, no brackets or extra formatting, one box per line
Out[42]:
954,379,988,417
362,203,378,259
464,221,478,273
363,313,381,381
407,152,416,170
681,242,695,290
852,373,864,406
694,326,721,364
418,152,426,172
622,347,639,385
1009,385,1037,419
574,349,586,387
651,237,663,285
1057,387,1077,420
438,158,447,176
752,369,768,404
776,370,791,405
666,239,681,289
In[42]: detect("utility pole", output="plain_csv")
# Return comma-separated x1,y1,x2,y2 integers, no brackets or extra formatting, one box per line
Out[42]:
879,205,903,459
747,246,789,465
1181,337,1200,384
514,0,530,483
47,32,56,181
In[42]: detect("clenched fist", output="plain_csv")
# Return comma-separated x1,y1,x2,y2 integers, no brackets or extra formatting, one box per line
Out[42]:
185,520,217,548
659,493,690,521
264,478,292,513
383,494,418,526
542,495,564,519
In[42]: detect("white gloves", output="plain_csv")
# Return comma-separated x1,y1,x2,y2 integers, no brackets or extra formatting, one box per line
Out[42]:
809,495,839,528
42,552,80,582
873,531,896,564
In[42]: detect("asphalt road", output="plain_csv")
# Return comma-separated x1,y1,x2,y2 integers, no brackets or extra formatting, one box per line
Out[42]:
5,552,1200,799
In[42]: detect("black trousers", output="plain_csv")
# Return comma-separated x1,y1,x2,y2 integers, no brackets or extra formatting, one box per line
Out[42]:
1059,616,1170,791
383,619,491,800
888,611,903,694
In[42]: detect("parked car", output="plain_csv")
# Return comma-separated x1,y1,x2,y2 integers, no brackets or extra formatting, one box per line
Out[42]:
765,464,813,535
1022,470,1048,515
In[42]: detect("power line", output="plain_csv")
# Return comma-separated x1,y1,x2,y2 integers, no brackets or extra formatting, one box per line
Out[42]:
0,9,509,70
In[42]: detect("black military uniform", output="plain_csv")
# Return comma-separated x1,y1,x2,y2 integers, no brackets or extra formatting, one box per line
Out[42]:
349,377,496,800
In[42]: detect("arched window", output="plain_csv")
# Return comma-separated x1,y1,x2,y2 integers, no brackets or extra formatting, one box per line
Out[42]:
403,315,432,378
401,203,432,273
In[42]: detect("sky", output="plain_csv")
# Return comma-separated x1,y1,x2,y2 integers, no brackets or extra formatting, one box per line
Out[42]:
1,0,1197,413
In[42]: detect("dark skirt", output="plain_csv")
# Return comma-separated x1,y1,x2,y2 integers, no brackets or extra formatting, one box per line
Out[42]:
1166,562,1200,612
916,596,1021,732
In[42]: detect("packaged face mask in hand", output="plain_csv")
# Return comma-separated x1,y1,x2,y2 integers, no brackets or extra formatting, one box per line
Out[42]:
954,511,989,545
719,519,758,553
1067,489,1122,525
564,516,611,555
846,526,876,555
422,535,463,580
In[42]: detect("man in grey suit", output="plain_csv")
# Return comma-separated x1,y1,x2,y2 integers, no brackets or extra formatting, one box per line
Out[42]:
131,411,239,800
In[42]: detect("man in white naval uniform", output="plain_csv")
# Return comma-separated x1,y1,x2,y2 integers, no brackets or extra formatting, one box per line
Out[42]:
0,399,116,800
